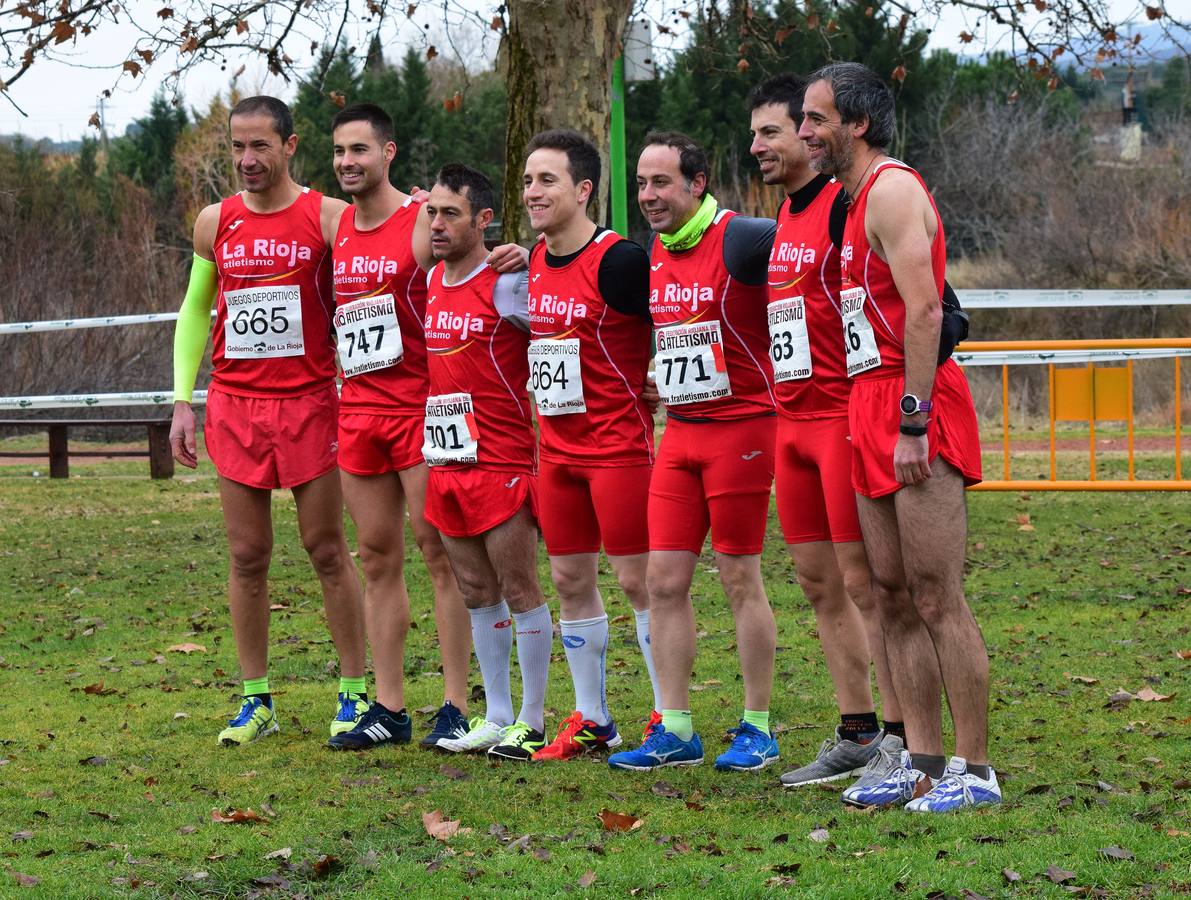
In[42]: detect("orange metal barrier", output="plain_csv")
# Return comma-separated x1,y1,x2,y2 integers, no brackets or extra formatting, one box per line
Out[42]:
955,339,1190,491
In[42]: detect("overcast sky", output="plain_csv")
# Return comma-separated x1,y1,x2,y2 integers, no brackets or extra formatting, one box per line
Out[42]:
0,0,1166,142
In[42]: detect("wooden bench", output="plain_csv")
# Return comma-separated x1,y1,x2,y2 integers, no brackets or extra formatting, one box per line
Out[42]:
0,418,174,479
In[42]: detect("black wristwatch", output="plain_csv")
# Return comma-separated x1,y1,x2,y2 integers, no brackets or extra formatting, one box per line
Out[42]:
899,423,928,436
899,393,933,416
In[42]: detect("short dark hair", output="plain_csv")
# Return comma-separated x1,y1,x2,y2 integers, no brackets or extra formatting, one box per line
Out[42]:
641,130,710,196
806,62,896,149
435,163,494,218
746,73,808,125
229,95,293,142
526,128,601,201
332,102,395,145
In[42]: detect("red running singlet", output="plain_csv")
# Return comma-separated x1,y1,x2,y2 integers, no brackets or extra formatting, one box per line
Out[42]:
649,210,775,420
528,232,654,466
422,262,535,473
211,188,336,398
332,198,429,415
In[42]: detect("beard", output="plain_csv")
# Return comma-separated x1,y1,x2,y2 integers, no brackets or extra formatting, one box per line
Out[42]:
812,133,854,177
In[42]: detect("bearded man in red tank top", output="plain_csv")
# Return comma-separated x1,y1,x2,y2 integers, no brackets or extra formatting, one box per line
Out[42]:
798,63,1000,812
169,97,367,747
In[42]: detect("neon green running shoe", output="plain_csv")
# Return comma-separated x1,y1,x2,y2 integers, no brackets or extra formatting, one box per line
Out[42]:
218,696,279,747
487,720,546,762
330,692,369,737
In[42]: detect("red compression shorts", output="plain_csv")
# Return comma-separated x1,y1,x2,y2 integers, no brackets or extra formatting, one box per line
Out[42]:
337,412,425,476
775,414,862,544
537,461,651,556
424,467,537,538
204,383,338,490
849,360,983,499
648,416,776,556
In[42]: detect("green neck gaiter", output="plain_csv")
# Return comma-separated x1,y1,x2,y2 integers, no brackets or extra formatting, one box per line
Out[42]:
659,193,718,252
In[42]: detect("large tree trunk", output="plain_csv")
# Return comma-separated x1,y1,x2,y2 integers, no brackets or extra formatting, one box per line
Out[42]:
499,0,632,243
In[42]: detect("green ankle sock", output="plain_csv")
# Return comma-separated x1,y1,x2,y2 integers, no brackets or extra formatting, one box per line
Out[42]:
661,709,693,741
339,676,366,697
742,709,770,735
242,676,269,697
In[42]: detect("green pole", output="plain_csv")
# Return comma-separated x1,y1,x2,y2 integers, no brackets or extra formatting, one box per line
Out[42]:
610,54,628,237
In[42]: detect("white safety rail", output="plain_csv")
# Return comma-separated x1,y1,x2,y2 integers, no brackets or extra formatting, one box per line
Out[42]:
956,289,1191,309
955,346,1191,366
0,391,208,411
0,310,215,335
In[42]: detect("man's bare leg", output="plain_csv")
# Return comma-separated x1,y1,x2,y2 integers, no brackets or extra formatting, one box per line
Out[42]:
856,493,944,756
894,460,989,764
550,553,604,621
833,540,902,723
293,470,366,679
218,477,274,681
787,540,874,715
716,552,776,713
401,463,470,711
341,471,410,711
645,550,699,712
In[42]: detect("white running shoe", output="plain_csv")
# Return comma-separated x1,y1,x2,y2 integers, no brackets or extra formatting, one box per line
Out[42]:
436,717,509,753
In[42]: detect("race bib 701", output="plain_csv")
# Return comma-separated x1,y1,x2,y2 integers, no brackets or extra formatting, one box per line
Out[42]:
422,392,479,466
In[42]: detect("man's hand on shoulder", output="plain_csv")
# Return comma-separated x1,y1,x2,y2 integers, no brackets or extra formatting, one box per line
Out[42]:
487,243,530,273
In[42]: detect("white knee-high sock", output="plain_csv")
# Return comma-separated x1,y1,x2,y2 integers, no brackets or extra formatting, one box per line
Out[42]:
468,601,514,726
560,615,610,725
513,604,553,732
635,608,663,713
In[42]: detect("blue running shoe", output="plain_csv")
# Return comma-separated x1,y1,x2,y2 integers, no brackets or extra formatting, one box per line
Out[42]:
841,748,929,808
608,725,703,771
714,721,780,771
905,756,1002,813
420,701,468,750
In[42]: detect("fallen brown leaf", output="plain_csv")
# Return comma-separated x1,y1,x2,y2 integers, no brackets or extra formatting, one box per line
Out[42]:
11,831,33,842
597,809,642,832
167,643,206,654
1098,845,1134,861
578,870,597,888
211,807,266,824
263,847,292,860
311,854,340,878
84,681,117,696
422,809,464,841
1045,864,1077,883
439,764,469,780
1002,868,1021,883
1135,686,1172,702
12,872,39,887
808,827,830,842
1175,649,1191,660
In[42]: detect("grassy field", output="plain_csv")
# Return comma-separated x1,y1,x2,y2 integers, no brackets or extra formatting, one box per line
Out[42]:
0,455,1189,898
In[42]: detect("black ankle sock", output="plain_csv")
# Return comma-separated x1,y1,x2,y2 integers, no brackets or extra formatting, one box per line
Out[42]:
883,720,906,741
840,712,880,743
246,692,272,707
911,753,947,780
967,762,991,780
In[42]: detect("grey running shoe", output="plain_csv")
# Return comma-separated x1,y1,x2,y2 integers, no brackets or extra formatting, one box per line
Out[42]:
779,726,883,787
841,733,907,806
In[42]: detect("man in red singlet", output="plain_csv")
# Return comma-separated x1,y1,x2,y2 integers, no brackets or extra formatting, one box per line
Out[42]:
518,129,661,761
800,63,999,812
420,164,554,763
746,75,906,790
169,96,366,746
322,103,471,752
609,132,780,773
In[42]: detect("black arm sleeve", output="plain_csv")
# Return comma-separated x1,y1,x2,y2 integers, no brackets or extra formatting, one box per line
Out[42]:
722,215,777,286
597,239,651,320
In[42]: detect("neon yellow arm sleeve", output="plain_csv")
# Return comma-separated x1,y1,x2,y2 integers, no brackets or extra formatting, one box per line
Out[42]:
172,253,217,403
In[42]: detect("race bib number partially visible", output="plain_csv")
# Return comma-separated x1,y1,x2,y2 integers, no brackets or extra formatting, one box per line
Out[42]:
654,320,731,405
223,285,304,358
528,338,585,416
840,286,881,377
335,294,403,378
422,392,479,466
767,297,812,382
